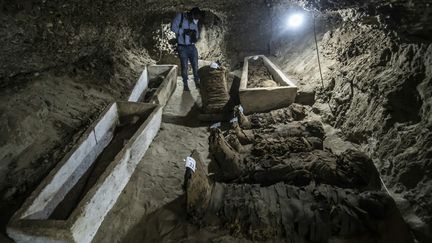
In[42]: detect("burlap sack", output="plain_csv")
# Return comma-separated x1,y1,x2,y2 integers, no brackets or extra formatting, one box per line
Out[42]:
198,66,230,114
209,128,243,181
234,105,251,129
185,150,212,221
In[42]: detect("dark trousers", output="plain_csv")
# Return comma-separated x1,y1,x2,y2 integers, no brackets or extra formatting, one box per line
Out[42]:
178,45,199,87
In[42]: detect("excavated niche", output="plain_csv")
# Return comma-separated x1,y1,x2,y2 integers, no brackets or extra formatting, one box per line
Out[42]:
239,55,298,114
7,102,162,243
129,64,178,106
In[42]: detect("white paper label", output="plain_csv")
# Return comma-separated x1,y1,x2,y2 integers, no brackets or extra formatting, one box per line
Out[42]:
238,105,244,114
185,157,196,172
210,122,221,129
230,117,238,123
210,62,220,69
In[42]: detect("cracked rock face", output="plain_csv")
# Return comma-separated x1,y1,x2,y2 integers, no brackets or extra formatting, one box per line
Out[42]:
271,1,432,241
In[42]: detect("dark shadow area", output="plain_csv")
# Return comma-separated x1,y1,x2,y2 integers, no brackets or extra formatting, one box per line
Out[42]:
121,194,233,242
162,92,210,128
384,73,424,128
0,200,22,242
139,70,170,103
226,73,241,110
120,195,187,243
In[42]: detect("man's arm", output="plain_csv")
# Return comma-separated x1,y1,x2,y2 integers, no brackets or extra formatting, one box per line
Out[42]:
194,22,200,40
171,13,182,34
196,25,201,40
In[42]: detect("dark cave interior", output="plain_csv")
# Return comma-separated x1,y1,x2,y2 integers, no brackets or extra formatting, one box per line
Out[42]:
0,0,431,242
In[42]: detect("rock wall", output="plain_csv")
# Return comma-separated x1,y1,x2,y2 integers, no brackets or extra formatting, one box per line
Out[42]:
271,1,432,241
0,0,273,83
145,10,228,65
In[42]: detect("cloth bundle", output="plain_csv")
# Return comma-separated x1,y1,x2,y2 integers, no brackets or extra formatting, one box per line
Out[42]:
198,65,230,114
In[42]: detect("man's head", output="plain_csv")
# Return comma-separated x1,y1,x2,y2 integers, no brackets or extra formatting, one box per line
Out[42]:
189,7,203,21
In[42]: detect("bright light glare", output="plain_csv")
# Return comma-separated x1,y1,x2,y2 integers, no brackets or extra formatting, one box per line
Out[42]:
287,13,305,29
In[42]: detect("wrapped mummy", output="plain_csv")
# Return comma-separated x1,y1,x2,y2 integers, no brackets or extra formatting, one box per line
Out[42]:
184,151,412,243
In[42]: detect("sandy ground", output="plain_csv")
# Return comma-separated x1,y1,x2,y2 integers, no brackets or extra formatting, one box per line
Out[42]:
93,78,238,242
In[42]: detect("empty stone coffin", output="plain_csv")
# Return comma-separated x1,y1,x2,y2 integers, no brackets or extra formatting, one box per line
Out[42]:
240,55,298,114
129,64,178,107
7,102,162,243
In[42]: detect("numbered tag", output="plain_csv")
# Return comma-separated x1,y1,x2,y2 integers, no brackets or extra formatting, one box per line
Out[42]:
185,156,196,172
210,122,221,129
238,105,244,114
230,117,238,123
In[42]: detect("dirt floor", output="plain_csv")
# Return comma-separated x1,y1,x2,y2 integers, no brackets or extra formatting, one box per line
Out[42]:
92,77,223,242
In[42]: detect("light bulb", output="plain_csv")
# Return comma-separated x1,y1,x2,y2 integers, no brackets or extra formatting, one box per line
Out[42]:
287,13,305,29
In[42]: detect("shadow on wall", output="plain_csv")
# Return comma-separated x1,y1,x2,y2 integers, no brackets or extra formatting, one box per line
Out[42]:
384,73,424,127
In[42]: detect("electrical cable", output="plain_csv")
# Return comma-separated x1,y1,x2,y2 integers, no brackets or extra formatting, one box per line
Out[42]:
312,12,325,90
312,11,335,116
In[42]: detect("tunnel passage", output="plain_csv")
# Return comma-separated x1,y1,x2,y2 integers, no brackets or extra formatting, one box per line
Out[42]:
1,0,432,242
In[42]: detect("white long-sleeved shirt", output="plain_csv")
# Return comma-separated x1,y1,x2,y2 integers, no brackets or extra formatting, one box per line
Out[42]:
171,13,200,45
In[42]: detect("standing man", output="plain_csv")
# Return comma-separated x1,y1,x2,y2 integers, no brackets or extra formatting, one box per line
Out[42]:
171,7,203,91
